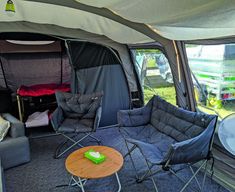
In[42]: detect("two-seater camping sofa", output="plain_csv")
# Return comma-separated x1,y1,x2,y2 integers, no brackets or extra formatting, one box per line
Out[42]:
118,95,217,192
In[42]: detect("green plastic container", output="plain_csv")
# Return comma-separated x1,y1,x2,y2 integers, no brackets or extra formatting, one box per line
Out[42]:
84,149,106,164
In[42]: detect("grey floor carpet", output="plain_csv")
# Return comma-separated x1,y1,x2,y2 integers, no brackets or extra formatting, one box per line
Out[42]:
5,127,229,192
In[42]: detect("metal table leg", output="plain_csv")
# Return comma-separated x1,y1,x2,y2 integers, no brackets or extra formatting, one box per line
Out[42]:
68,176,73,186
78,177,85,192
69,175,87,191
115,172,122,192
69,173,121,192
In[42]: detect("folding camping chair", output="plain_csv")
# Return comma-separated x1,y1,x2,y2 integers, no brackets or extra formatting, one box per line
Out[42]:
118,95,217,192
51,91,103,158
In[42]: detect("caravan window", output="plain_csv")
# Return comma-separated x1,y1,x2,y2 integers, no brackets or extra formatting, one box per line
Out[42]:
131,49,176,105
186,43,235,120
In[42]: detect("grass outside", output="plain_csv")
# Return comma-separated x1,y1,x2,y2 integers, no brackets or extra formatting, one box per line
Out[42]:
144,85,235,120
136,49,235,119
147,58,156,68
144,86,176,105
197,101,235,119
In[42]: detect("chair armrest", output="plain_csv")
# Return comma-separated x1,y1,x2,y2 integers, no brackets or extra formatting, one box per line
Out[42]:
164,117,217,165
93,106,102,131
50,107,65,131
1,113,25,138
117,106,151,127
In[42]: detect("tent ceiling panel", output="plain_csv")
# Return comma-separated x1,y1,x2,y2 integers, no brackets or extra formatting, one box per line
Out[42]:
19,0,235,41
77,0,212,23
0,0,153,44
77,0,235,40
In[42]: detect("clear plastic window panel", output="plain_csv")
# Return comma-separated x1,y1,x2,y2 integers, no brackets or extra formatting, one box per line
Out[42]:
131,49,176,105
186,43,235,120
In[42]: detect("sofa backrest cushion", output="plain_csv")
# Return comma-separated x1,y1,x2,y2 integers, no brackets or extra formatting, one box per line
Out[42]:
55,91,103,119
150,96,214,142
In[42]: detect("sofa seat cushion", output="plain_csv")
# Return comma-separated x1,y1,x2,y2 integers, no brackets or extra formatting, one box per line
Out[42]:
0,136,30,169
127,138,165,164
120,124,160,143
120,124,175,157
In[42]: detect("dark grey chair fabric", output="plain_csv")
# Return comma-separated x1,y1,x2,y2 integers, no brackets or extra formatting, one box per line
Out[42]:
118,95,217,191
51,91,103,158
0,113,30,170
52,91,103,132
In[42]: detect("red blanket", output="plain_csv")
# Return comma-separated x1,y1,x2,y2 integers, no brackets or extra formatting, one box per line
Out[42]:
17,83,70,97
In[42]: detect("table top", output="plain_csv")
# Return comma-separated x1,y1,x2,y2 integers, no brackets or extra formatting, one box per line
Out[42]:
65,146,124,179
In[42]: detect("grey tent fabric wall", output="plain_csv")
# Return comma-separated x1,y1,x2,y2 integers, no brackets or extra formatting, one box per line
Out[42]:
67,41,131,126
61,53,71,84
0,52,71,91
76,65,130,126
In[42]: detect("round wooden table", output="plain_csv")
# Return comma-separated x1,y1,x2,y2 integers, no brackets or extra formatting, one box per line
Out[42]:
65,146,123,192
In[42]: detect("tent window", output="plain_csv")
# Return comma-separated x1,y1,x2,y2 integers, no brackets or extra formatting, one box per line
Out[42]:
186,43,235,120
131,49,176,105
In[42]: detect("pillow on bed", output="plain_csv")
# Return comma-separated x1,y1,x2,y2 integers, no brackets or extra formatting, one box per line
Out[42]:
0,115,10,142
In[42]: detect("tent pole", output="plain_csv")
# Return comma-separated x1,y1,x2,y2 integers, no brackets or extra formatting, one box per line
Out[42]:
173,40,181,83
60,45,63,84
65,40,79,94
16,94,23,122
0,55,8,88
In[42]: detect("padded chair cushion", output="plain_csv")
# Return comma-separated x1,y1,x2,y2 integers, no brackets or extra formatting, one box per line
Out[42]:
58,118,93,133
121,124,162,143
0,116,10,142
120,124,175,158
55,91,103,119
0,136,30,169
126,138,164,164
150,96,214,142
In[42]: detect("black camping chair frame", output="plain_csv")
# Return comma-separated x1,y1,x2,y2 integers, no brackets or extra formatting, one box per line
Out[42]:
54,132,101,159
124,139,214,192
